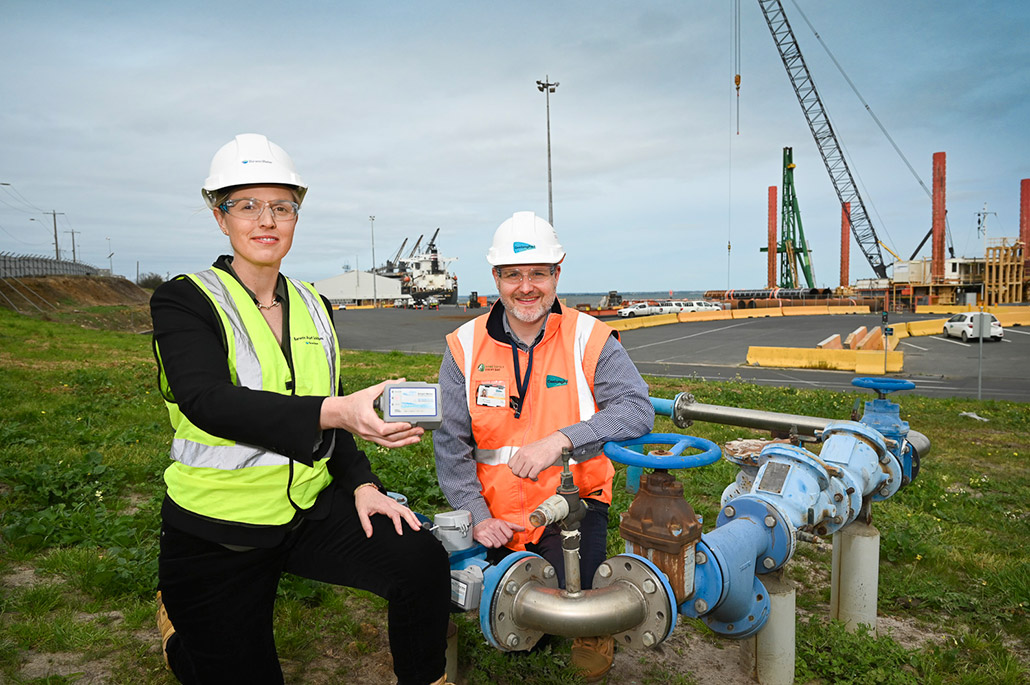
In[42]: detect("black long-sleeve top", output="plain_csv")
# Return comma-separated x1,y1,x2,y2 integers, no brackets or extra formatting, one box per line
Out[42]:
150,256,380,547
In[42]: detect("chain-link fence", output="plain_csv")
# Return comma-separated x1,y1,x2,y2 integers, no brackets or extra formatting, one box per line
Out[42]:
0,252,103,278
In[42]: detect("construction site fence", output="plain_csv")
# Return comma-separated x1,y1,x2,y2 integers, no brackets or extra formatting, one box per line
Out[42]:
0,252,103,278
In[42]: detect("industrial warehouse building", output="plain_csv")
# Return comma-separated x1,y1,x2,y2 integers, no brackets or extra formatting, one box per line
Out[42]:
313,270,401,307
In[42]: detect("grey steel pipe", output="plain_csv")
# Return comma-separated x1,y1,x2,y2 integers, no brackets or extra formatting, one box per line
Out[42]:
670,393,932,460
512,583,646,638
672,393,832,436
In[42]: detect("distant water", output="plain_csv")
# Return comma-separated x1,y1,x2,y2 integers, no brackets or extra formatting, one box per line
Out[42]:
461,290,708,306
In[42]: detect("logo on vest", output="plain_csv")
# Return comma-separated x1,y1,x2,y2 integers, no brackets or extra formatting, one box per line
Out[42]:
512,241,535,254
545,374,567,388
477,363,504,372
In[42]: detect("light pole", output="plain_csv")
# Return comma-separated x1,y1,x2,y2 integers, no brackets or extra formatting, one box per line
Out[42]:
106,237,114,274
536,76,559,226
369,215,377,307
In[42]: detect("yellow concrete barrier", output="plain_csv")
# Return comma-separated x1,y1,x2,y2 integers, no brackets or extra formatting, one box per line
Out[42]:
995,311,1030,328
746,346,902,374
609,313,680,331
608,318,640,331
905,318,948,337
731,308,783,319
916,305,972,315
781,305,832,316
679,310,733,323
827,305,871,314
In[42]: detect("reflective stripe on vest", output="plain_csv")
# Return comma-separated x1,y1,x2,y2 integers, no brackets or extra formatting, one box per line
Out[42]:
446,306,614,549
168,270,337,470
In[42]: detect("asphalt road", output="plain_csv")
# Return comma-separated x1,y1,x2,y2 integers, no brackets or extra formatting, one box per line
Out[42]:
334,307,1030,402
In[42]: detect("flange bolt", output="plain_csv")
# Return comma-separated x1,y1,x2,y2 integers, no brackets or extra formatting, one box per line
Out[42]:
597,563,612,579
724,506,736,518
694,598,709,613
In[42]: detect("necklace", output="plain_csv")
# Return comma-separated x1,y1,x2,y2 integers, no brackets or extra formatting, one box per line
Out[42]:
256,298,281,310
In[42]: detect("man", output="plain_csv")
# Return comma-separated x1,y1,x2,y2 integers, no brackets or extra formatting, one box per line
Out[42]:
434,211,654,681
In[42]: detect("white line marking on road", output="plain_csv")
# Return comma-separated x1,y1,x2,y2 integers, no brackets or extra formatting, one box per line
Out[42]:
1004,327,1030,335
902,341,928,351
933,335,970,347
625,322,754,351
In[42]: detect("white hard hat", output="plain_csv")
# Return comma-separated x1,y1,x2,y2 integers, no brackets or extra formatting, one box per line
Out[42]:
486,211,565,266
202,133,308,208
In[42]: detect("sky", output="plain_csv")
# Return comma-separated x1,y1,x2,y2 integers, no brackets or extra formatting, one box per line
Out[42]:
2,0,1028,295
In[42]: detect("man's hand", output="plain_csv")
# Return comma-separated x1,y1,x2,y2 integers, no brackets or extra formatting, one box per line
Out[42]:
473,518,525,548
507,431,573,481
353,485,423,538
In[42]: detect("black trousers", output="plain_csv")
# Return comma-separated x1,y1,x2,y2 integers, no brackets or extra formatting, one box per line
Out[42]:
487,499,610,590
158,484,451,684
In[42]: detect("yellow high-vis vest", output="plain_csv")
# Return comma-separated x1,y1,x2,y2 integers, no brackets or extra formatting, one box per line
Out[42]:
157,269,340,526
446,307,615,550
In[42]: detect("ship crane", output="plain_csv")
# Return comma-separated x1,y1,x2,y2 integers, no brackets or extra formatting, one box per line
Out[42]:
387,238,408,268
407,234,423,258
758,0,889,279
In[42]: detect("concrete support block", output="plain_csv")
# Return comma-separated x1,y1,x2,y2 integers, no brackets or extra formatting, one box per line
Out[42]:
844,326,867,349
856,327,883,350
741,572,796,685
816,334,843,349
830,522,880,634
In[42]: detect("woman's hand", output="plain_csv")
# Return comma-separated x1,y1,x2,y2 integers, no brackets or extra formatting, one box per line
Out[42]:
354,485,423,538
320,379,424,448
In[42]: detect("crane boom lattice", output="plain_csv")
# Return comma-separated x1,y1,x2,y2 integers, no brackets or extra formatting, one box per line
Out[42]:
758,0,888,279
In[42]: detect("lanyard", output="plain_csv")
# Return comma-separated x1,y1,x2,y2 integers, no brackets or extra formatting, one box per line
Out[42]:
509,341,533,419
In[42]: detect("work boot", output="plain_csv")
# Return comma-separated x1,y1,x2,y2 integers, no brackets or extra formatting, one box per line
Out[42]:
571,635,614,682
155,591,176,670
428,675,456,685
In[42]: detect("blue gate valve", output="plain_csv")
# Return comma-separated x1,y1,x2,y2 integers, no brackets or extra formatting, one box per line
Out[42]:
851,376,917,487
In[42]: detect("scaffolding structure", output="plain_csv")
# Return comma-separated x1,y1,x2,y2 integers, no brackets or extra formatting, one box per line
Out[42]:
984,238,1025,306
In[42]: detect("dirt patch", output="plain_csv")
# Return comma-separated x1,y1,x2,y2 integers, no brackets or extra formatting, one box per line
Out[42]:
1,275,150,309
1,566,44,589
19,651,117,683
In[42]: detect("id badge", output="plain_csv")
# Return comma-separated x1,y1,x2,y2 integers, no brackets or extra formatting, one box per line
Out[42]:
476,382,507,408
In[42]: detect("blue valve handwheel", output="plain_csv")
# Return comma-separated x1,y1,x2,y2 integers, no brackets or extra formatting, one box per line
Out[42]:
604,433,721,470
851,377,915,394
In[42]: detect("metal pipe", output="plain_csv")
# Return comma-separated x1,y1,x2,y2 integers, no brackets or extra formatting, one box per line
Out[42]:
512,583,647,637
661,394,932,462
671,393,833,436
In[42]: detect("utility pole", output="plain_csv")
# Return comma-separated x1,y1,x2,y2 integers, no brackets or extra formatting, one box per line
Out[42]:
64,230,80,262
48,211,65,260
536,76,559,226
369,215,377,307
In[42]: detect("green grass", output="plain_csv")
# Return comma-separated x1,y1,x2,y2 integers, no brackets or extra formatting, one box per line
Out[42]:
0,305,1028,683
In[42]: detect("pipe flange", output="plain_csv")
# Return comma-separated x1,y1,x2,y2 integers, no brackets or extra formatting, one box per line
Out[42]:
480,552,558,652
715,496,796,572
678,539,725,618
671,392,696,429
593,553,678,649
702,576,771,638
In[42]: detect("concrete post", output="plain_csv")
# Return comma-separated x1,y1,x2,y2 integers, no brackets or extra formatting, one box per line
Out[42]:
830,521,880,633
741,571,795,685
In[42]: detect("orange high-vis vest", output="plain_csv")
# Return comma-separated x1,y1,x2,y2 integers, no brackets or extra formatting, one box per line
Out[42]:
446,305,616,550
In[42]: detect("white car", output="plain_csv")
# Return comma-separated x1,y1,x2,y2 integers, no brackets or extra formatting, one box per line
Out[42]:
653,301,687,315
618,302,655,318
942,312,1004,342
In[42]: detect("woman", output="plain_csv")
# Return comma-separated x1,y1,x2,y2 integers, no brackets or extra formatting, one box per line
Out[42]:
150,133,452,684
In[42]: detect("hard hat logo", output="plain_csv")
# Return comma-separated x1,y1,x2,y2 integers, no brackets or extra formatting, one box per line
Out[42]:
486,211,565,266
202,134,307,209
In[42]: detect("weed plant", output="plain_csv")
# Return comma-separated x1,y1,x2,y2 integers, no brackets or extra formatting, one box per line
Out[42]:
0,306,1027,683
